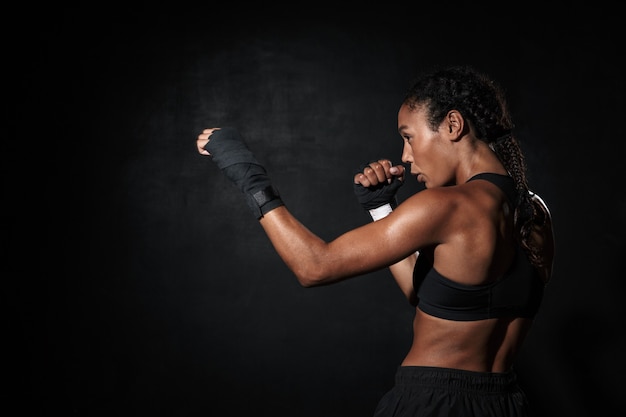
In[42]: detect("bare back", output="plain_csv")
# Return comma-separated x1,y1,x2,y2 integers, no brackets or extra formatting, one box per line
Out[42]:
398,176,553,372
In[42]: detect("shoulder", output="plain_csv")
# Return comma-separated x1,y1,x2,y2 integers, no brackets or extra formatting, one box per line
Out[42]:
398,186,466,217
389,184,489,244
400,181,502,213
401,182,498,215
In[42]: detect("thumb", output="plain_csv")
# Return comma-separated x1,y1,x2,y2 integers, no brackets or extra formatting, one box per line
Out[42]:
389,165,405,180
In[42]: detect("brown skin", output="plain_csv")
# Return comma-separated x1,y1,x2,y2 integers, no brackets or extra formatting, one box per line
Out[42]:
196,103,554,373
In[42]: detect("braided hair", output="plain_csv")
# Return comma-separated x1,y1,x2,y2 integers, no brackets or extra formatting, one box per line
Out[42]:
403,65,548,272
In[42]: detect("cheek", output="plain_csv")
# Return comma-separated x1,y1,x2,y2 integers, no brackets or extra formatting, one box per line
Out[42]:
410,138,429,159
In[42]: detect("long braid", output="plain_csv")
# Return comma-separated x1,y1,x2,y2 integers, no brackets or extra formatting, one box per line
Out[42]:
490,135,544,269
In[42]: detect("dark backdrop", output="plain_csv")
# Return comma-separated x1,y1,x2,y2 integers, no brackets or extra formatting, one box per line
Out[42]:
11,4,624,416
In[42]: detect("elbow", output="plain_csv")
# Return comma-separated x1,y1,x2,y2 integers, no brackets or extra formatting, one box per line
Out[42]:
298,278,318,288
295,272,325,288
292,265,333,288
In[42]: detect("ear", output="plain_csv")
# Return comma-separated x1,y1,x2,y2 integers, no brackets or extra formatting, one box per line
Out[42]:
444,110,465,141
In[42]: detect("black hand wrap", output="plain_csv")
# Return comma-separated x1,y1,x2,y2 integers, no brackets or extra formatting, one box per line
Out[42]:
204,127,284,219
353,165,403,211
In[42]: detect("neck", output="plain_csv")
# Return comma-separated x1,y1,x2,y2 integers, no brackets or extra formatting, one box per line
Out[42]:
456,139,508,184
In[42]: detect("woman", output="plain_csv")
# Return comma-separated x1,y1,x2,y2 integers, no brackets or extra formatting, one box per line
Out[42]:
196,65,554,416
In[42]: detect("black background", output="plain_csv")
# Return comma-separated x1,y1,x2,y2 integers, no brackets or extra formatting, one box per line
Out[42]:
10,4,625,416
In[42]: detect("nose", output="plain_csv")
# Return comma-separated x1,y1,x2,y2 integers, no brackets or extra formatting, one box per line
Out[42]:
401,141,412,164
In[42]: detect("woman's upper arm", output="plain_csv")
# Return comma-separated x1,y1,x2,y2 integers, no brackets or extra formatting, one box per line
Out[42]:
326,189,451,278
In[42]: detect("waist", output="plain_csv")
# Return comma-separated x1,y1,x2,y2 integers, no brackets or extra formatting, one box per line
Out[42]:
402,308,532,372
394,366,520,393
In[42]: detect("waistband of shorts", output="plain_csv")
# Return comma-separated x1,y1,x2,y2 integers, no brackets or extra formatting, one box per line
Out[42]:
394,366,520,393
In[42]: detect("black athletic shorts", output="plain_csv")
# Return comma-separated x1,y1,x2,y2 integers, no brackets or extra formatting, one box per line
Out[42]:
373,366,530,417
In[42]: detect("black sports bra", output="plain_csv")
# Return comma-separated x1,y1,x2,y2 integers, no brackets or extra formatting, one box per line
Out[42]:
413,173,544,321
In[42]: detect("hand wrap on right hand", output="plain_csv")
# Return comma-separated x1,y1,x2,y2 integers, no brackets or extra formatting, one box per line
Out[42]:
353,169,403,211
354,178,403,210
204,127,284,219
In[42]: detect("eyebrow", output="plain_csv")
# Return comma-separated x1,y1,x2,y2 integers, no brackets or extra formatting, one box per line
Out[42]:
398,125,408,134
